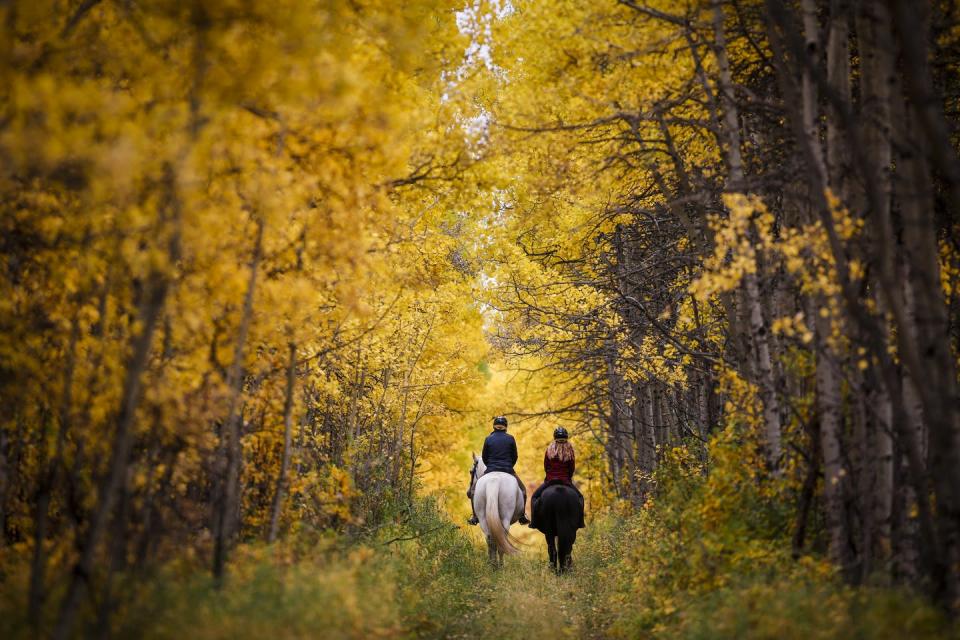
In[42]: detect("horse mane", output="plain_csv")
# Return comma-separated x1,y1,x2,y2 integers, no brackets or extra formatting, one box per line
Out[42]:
473,454,486,477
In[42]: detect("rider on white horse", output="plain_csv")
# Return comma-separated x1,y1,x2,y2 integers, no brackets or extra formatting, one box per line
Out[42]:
467,416,530,525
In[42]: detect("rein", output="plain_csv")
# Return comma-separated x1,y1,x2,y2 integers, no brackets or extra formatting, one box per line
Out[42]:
468,458,478,496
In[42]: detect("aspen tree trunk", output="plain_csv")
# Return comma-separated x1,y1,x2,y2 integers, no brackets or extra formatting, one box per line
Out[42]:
662,389,673,447
800,0,826,181
697,375,709,441
887,0,960,226
872,391,895,564
855,3,896,575
603,394,620,494
370,366,391,471
712,0,782,468
896,103,960,604
667,389,680,444
28,317,79,627
95,471,132,639
629,381,648,498
816,315,852,570
825,0,851,189
28,412,53,630
897,264,932,490
892,440,921,582
893,270,930,584
867,342,895,577
899,271,927,462
612,223,641,488
895,352,925,579
801,0,854,576
0,429,7,547
213,218,263,584
54,167,181,640
766,0,942,593
878,0,960,601
690,296,716,446
652,386,664,451
606,353,627,491
674,28,752,372
135,442,174,568
625,383,643,498
793,413,822,556
711,2,744,185
644,384,657,469
268,342,297,543
636,385,648,477
407,398,430,502
851,388,870,577
395,317,434,488
396,379,410,488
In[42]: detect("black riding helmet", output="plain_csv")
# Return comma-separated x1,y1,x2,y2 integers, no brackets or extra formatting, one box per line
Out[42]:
553,426,569,440
493,416,508,428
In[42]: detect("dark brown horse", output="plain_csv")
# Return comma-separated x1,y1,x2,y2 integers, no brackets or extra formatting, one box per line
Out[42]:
531,483,582,573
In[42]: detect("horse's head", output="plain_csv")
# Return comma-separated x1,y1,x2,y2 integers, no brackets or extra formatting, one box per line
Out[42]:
467,453,486,497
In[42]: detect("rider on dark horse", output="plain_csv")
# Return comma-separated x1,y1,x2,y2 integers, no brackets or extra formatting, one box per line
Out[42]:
528,427,585,530
467,416,530,525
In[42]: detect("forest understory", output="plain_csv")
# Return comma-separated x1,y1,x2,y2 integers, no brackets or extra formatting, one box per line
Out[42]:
5,497,954,639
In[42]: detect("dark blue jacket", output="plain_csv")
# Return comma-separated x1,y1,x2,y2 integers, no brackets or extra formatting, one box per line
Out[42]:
482,429,518,474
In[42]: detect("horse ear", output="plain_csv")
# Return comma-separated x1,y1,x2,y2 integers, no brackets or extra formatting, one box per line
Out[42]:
472,452,477,462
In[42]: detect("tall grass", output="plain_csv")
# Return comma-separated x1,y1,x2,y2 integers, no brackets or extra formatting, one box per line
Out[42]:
1,494,956,638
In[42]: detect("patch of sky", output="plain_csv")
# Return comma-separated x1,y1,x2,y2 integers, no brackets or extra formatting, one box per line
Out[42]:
446,2,517,334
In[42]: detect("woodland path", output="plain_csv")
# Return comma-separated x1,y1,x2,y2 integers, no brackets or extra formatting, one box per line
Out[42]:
445,554,586,639
435,526,607,640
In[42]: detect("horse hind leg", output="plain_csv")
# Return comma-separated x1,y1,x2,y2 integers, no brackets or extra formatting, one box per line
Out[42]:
558,532,575,574
546,535,557,567
487,536,498,567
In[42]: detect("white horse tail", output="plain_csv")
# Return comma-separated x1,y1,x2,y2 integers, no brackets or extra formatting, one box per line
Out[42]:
484,476,517,555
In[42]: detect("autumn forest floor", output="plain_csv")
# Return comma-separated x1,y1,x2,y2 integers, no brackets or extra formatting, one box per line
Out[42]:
431,533,596,640
451,558,592,640
4,495,956,639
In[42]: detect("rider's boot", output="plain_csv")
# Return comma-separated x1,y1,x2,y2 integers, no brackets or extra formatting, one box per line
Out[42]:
514,474,530,526
467,493,479,525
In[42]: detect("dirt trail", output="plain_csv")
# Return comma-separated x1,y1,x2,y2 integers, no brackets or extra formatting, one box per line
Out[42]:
451,554,584,639
442,525,604,640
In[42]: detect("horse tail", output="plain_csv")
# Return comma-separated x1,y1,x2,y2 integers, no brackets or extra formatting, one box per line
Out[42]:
557,487,579,568
484,476,517,555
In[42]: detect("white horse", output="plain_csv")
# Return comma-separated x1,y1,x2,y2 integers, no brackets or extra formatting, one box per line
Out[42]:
468,453,524,565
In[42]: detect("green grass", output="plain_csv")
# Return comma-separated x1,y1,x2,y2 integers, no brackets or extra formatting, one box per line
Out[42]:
1,500,957,639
